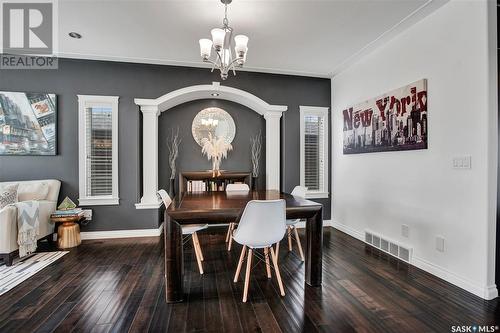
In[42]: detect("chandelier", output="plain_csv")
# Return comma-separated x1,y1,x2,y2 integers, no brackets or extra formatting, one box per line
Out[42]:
201,118,219,128
198,0,249,80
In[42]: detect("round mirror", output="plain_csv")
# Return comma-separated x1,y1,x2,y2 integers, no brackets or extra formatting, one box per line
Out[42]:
192,107,236,146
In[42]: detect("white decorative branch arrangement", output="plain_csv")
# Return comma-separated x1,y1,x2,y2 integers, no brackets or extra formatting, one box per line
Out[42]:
201,133,233,177
250,131,262,178
167,127,182,180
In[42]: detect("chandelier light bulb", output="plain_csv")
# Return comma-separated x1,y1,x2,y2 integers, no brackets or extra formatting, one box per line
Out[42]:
234,35,248,49
211,28,226,50
199,39,213,58
234,35,248,59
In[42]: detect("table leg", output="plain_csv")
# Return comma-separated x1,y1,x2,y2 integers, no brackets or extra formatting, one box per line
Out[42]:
164,213,184,302
305,207,323,286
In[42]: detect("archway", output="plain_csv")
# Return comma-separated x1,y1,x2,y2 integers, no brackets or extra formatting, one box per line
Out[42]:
135,82,287,209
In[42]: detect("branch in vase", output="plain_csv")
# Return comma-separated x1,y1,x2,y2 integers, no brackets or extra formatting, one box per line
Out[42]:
167,127,182,180
250,131,262,178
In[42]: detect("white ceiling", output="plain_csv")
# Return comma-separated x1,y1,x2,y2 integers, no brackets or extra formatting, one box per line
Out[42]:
58,0,445,78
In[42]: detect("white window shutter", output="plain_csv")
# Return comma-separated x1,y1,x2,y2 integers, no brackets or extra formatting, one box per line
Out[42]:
304,115,322,191
85,106,113,197
78,95,119,206
300,106,329,199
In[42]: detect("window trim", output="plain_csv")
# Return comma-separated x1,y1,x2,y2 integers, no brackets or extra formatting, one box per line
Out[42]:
299,106,329,199
78,95,120,206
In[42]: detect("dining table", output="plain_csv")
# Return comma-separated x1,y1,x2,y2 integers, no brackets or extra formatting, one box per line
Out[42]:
164,190,323,303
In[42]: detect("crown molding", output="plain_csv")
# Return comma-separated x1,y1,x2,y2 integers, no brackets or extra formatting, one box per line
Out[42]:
329,0,449,78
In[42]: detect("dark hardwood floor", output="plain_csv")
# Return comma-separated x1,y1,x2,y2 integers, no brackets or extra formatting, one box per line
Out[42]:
0,227,498,333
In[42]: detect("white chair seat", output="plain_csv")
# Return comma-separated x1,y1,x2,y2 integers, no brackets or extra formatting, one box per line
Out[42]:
286,219,300,226
182,224,209,235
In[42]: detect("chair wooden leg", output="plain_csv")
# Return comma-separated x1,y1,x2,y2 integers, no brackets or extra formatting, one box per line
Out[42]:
264,247,272,279
193,232,204,261
228,225,234,252
293,227,305,262
288,226,293,251
234,245,247,282
270,247,285,296
275,241,280,264
225,223,232,242
192,235,204,274
243,248,253,302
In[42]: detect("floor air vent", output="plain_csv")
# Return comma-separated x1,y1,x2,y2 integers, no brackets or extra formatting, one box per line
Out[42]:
364,231,413,263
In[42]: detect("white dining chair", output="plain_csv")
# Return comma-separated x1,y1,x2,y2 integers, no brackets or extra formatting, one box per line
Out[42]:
276,185,307,262
157,189,208,274
225,183,250,251
232,199,286,302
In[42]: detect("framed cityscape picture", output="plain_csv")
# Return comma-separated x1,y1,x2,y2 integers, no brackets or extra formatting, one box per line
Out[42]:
342,79,427,154
0,91,57,155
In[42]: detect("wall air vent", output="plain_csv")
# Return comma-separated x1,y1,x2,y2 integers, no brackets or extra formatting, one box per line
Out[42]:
364,230,413,263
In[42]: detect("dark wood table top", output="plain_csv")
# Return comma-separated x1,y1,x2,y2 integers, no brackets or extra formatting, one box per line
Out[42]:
166,190,322,223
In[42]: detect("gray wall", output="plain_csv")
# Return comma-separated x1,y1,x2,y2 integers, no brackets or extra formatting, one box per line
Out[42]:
0,58,331,231
159,99,266,193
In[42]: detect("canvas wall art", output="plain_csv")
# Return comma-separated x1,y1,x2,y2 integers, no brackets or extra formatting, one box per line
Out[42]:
342,79,427,154
0,91,56,155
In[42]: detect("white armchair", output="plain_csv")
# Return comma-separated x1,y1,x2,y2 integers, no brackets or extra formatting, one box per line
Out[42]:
0,179,61,266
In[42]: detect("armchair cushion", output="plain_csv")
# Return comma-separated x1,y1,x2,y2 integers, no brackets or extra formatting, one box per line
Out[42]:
0,184,18,209
18,182,49,201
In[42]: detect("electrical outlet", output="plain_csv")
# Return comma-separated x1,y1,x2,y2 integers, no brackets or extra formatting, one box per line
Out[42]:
452,156,471,169
401,224,409,238
436,236,445,252
82,209,92,220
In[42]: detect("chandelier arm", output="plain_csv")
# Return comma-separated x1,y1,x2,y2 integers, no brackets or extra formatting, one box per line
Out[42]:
227,57,243,69
203,58,218,67
203,58,219,72
214,50,225,68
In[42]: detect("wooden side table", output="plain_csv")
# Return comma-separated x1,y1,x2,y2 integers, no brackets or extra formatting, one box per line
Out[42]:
50,215,83,249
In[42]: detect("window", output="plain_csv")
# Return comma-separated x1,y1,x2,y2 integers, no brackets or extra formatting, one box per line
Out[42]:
78,95,119,205
300,106,329,199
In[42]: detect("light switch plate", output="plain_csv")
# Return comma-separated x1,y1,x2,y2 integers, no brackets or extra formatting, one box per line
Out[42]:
436,236,445,252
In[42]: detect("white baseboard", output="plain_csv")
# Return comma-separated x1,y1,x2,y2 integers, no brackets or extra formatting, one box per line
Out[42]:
331,220,364,241
331,220,498,301
81,219,334,240
294,219,333,229
81,223,164,240
412,255,498,300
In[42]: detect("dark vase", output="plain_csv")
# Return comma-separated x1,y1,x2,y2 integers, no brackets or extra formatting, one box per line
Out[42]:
252,177,258,190
169,178,176,198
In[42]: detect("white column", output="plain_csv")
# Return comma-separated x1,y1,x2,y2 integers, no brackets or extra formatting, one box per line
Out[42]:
264,111,283,191
135,105,161,209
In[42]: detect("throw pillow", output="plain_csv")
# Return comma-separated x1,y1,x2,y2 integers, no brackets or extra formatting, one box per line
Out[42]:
0,184,19,209
18,182,49,201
